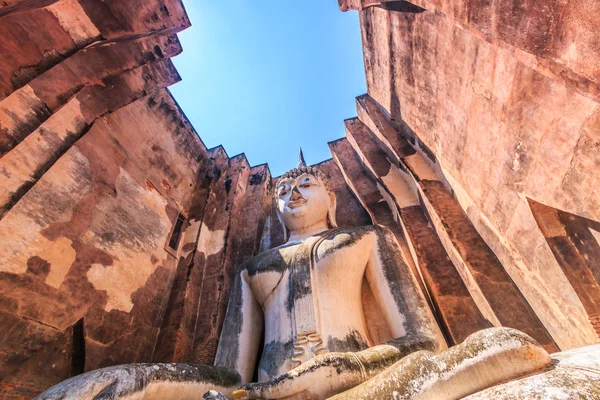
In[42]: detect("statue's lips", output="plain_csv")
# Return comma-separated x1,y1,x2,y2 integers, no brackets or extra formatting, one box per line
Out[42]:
287,199,307,209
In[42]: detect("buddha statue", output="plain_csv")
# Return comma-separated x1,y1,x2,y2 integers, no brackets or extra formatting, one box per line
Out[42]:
38,151,585,400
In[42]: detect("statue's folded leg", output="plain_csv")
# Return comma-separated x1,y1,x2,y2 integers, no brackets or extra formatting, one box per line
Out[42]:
35,363,240,400
327,327,552,400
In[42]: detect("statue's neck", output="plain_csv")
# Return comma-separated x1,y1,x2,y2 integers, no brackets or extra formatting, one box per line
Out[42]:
288,221,330,243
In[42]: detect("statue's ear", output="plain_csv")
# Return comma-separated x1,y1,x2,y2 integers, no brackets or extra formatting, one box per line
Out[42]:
327,191,338,228
276,207,289,242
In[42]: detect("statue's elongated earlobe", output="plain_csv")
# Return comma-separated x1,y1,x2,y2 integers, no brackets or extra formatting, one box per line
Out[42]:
276,209,289,242
327,192,338,228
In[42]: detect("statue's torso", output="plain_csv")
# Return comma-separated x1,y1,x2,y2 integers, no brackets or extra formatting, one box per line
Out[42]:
244,226,378,381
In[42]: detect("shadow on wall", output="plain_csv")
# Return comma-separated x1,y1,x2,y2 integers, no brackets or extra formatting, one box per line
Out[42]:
379,1,425,13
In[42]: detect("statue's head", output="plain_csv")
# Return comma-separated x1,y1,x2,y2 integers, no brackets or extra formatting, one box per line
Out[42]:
275,149,337,241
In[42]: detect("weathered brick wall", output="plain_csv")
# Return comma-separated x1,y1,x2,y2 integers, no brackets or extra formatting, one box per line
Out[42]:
0,85,211,396
0,2,201,396
337,0,600,351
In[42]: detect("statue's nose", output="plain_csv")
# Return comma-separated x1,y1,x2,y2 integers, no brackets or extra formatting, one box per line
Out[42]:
290,186,303,201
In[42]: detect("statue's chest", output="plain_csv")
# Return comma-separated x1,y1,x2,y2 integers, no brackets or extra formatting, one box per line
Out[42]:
246,231,370,307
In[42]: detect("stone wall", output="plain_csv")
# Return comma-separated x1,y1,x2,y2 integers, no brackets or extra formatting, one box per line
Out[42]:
337,0,600,351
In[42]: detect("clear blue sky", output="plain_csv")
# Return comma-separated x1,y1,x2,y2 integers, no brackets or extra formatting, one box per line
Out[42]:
170,2,366,176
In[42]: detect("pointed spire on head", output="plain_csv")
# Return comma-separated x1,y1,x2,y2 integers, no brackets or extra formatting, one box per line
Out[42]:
277,147,332,196
298,147,307,168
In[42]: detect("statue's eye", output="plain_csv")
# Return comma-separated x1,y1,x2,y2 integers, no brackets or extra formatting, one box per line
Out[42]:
299,178,313,187
279,189,288,197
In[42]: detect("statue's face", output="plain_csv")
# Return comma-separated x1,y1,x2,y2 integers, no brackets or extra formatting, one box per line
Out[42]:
276,173,331,232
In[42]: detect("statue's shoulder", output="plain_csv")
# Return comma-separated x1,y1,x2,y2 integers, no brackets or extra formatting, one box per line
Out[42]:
322,224,396,249
325,224,383,240
239,242,297,277
315,225,382,258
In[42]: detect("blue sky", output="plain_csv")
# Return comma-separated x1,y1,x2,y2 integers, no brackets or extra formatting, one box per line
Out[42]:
170,2,366,176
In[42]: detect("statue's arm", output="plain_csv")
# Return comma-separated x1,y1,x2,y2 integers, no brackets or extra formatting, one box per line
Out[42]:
214,267,263,384
364,225,444,357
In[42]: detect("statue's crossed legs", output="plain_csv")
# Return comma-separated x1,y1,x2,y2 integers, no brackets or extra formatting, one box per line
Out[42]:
233,327,551,399
39,328,578,400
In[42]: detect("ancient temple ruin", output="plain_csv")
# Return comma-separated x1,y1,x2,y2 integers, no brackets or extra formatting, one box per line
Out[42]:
0,0,598,398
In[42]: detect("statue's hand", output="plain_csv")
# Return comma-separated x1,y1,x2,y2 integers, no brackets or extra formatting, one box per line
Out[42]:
233,346,403,400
